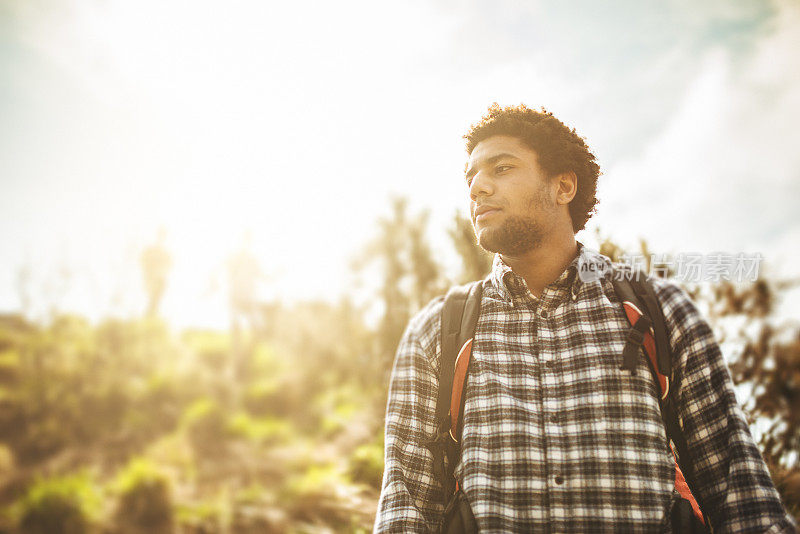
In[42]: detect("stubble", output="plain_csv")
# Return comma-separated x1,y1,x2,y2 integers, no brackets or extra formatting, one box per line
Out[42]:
474,185,555,256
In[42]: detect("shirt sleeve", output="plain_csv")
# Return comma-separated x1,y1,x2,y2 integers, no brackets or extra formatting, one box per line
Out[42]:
374,298,446,533
652,278,797,533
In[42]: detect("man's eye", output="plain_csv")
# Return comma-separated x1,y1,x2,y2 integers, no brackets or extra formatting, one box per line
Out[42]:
495,165,512,173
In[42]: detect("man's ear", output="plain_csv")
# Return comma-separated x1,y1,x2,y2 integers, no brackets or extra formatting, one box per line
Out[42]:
555,171,578,205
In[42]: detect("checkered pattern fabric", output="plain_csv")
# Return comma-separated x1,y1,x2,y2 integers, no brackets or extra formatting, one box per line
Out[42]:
375,245,795,533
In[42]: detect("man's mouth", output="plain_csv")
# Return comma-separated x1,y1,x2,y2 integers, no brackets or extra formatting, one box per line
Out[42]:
474,205,501,222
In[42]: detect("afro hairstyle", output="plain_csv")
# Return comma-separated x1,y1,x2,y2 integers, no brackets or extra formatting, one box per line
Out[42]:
464,103,600,233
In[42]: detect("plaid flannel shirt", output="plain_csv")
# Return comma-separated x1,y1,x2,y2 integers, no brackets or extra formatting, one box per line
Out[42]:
375,245,796,533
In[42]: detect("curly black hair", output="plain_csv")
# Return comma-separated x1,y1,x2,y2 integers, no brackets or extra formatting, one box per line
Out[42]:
464,103,601,233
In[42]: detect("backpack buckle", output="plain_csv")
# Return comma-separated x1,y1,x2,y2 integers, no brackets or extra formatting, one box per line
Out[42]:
626,326,645,345
621,316,652,372
424,431,449,486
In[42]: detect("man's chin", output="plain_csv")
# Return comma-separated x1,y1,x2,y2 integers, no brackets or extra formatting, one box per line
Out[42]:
476,230,501,254
477,230,540,257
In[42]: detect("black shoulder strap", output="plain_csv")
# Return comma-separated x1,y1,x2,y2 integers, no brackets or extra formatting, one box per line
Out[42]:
612,270,670,376
612,270,704,515
630,271,672,376
436,282,483,430
427,281,483,504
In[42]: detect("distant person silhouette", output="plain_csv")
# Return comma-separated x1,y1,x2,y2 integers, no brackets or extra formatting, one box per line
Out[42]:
141,228,172,317
226,232,265,386
227,232,263,334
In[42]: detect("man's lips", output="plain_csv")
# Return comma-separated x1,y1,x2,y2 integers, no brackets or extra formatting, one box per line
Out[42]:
474,205,501,222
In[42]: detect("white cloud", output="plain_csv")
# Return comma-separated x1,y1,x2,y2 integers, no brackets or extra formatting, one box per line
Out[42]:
592,0,800,279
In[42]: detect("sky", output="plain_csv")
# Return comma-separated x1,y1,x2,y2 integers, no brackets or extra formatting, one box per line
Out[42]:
1,0,799,328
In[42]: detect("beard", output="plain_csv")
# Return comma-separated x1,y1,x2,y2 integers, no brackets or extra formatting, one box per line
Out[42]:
473,186,555,256
476,214,547,256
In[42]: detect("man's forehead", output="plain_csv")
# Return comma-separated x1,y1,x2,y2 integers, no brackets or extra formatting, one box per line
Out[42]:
469,135,534,161
466,135,536,172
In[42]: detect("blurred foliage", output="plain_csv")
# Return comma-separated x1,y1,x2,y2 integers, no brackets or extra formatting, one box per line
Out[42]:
111,458,173,533
11,473,99,534
0,200,796,530
717,281,800,467
356,198,449,380
227,412,291,446
449,210,493,283
348,431,385,490
182,399,230,457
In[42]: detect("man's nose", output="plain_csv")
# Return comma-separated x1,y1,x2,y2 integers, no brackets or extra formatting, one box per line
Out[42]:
469,170,494,201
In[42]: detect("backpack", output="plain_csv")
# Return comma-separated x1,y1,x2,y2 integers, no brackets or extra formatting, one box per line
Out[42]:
425,271,709,533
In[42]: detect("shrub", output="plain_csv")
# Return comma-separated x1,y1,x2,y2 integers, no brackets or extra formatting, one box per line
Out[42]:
0,348,19,385
227,412,290,446
15,473,99,534
112,457,173,533
175,500,222,533
277,463,376,530
181,398,229,457
181,331,230,370
348,438,385,489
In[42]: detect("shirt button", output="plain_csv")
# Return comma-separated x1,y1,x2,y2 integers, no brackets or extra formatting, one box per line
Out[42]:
549,413,559,424
539,309,548,318
555,474,564,485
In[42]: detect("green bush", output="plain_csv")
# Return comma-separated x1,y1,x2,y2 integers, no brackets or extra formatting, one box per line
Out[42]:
181,398,229,456
348,438,385,489
112,457,173,533
15,473,99,534
0,349,19,385
316,388,361,437
181,330,230,369
175,500,222,533
227,412,291,446
280,463,371,529
243,378,286,417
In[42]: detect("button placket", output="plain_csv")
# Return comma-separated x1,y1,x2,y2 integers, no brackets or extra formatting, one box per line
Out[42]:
538,309,565,510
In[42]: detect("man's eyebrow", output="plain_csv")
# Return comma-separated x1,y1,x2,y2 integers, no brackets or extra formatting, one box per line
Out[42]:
465,153,520,180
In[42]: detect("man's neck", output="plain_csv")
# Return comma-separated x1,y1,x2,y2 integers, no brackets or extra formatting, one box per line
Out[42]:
500,233,578,298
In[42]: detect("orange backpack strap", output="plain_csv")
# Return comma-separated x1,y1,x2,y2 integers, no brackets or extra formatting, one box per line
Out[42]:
450,338,473,442
612,270,706,526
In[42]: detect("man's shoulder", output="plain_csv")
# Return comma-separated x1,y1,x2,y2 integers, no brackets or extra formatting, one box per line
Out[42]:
408,294,446,334
592,254,701,327
644,274,699,319
594,252,693,310
402,280,488,363
400,294,446,364
621,272,706,336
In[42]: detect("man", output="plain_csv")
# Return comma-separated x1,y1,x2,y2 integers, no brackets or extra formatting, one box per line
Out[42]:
374,104,796,532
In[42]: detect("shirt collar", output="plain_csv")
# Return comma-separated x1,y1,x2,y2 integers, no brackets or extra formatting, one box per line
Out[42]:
489,242,611,304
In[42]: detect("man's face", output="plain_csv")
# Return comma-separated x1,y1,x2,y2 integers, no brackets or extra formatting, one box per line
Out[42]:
466,135,558,256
